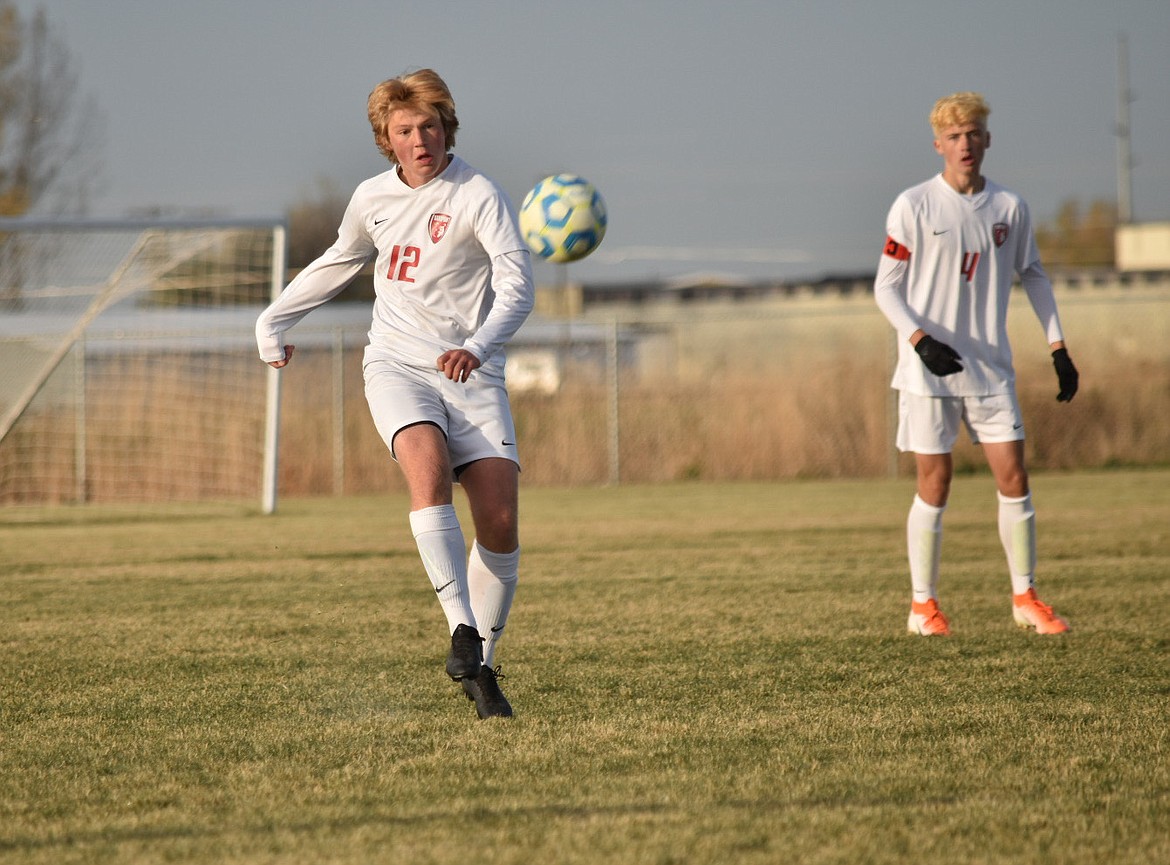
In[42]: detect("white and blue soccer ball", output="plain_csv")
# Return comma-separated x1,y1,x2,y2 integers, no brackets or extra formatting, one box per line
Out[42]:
518,174,607,263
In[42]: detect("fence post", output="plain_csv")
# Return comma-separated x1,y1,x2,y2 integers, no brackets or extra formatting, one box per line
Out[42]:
261,223,287,514
332,327,346,497
887,329,900,478
74,335,88,504
607,319,620,485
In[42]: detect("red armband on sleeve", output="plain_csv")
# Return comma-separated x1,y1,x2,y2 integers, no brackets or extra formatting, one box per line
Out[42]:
883,236,911,261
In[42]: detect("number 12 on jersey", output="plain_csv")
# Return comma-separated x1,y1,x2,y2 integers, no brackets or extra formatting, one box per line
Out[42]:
387,245,420,282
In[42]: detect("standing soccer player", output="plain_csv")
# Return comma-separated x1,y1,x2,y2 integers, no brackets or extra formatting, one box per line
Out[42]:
874,92,1079,636
256,69,534,717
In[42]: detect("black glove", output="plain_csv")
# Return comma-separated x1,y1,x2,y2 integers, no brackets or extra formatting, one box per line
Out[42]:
914,335,963,376
1052,347,1078,402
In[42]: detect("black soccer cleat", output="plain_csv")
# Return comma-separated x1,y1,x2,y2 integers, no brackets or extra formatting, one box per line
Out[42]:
462,665,513,719
445,623,484,681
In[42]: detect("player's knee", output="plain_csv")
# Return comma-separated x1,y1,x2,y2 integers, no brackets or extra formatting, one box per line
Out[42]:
998,468,1029,498
917,464,952,505
475,508,518,552
919,482,950,507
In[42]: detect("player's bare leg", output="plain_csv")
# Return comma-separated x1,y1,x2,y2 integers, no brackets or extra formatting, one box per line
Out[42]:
394,422,455,510
983,440,1028,499
460,457,519,549
915,451,953,507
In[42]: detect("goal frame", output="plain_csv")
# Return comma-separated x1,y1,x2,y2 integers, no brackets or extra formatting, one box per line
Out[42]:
0,216,287,513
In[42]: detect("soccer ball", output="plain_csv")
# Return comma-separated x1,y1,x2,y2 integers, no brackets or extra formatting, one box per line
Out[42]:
518,174,607,263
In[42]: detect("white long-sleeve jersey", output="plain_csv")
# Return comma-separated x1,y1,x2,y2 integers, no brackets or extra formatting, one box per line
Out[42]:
256,155,534,377
873,174,1064,397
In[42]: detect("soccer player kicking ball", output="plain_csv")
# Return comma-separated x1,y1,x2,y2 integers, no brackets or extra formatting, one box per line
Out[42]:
256,69,534,717
874,92,1079,637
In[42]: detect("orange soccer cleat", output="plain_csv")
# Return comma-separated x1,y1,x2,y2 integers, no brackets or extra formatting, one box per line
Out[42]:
907,598,951,636
1012,589,1070,634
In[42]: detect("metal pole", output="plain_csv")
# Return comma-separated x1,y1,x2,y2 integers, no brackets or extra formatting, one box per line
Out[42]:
74,336,87,504
261,223,287,514
333,327,346,497
1116,32,1134,224
607,319,620,485
887,330,899,478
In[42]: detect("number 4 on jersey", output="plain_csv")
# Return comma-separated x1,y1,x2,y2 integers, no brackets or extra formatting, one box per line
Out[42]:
960,251,980,283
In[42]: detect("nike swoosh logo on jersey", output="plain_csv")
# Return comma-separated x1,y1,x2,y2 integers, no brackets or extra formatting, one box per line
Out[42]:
933,229,950,235
374,217,388,225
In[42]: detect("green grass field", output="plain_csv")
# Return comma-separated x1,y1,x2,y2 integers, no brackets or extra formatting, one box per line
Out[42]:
2,470,1168,864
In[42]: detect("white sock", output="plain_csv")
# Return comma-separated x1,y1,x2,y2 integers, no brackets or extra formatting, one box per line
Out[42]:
409,505,475,634
997,492,1036,596
907,495,945,604
468,541,519,668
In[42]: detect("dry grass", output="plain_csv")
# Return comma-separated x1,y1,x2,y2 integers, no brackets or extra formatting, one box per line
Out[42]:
1,288,1167,505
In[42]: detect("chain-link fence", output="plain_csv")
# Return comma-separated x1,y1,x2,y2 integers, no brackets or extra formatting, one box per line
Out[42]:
270,277,1170,495
0,219,1165,509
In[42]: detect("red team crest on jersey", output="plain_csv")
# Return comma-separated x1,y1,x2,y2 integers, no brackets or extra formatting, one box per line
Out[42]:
429,213,451,244
993,222,1009,248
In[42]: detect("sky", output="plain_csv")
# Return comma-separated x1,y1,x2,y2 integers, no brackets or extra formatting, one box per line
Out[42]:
14,0,1170,285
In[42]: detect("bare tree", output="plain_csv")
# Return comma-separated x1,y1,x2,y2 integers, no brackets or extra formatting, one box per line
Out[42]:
287,177,348,269
0,3,101,216
0,3,102,306
285,177,374,301
1035,199,1117,270
0,3,22,215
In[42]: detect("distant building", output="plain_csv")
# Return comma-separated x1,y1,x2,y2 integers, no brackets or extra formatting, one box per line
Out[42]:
535,272,877,310
1116,222,1170,272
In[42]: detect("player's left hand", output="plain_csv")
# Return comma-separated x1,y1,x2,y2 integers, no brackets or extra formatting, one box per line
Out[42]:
1052,348,1079,402
438,349,481,383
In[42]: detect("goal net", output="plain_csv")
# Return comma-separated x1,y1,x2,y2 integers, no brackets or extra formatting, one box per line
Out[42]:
0,218,285,511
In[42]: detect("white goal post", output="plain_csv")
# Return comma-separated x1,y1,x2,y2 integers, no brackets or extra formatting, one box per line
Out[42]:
0,217,286,512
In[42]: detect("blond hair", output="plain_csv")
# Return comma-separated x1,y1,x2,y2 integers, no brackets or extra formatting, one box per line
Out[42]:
367,68,459,163
930,92,990,135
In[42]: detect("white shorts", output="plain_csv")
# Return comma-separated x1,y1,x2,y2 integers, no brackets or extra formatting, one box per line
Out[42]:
896,391,1024,454
363,356,520,474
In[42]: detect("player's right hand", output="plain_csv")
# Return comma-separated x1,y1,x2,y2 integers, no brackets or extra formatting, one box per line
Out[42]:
268,345,295,369
914,335,963,376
